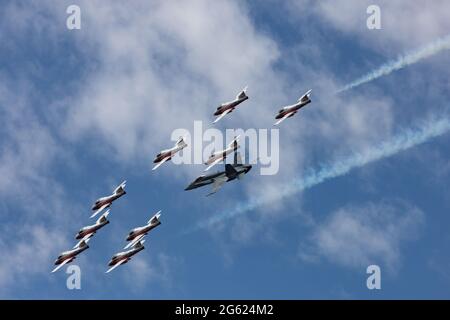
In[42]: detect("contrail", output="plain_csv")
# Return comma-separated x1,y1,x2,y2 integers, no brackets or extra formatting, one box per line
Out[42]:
337,34,450,93
186,115,450,233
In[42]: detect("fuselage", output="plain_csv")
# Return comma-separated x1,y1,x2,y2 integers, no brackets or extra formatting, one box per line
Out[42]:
153,145,184,163
54,245,88,265
205,144,239,165
92,191,125,210
275,99,311,119
214,96,248,116
108,246,144,266
185,172,224,190
76,220,109,239
185,165,251,191
126,221,161,241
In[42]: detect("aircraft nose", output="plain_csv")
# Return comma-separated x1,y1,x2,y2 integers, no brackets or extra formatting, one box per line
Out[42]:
246,165,252,173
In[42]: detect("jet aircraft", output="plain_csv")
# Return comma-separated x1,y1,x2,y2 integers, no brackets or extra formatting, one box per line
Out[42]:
186,151,252,196
152,137,188,171
52,236,91,273
91,181,126,218
106,240,146,273
124,210,162,249
204,136,240,171
213,87,249,124
76,209,110,240
274,89,312,125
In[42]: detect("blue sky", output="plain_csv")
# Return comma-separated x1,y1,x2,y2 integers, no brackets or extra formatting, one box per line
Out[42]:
1,0,450,299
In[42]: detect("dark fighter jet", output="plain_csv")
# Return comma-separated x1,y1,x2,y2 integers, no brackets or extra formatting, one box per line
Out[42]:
185,151,252,196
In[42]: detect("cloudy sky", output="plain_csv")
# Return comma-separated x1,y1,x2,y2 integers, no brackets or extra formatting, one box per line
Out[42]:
1,0,450,299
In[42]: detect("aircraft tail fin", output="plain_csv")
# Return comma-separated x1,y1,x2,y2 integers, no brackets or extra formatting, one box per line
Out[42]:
176,136,187,148
237,86,248,99
133,240,145,249
298,89,312,102
227,135,240,149
233,150,242,166
225,164,238,178
148,210,162,224
97,209,110,224
114,180,127,195
78,240,89,249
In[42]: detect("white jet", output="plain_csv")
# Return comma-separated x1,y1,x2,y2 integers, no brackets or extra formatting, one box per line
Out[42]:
213,87,249,124
124,210,162,249
204,136,240,171
274,89,312,126
106,240,146,273
76,209,110,240
90,181,126,218
152,137,188,171
52,235,91,273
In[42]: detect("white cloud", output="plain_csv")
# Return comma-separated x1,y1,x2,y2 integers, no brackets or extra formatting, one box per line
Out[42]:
122,252,179,293
59,0,282,163
299,201,424,272
53,0,396,182
0,80,56,197
0,225,67,296
288,0,450,52
0,42,82,294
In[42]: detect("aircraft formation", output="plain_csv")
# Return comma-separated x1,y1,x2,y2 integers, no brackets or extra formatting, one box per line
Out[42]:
52,87,312,273
52,181,162,273
155,87,313,194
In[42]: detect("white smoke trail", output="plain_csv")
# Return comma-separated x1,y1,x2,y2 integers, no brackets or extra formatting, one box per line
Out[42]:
186,116,450,233
337,34,450,93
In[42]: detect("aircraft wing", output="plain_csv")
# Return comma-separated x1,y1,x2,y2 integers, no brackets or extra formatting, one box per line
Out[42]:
77,231,95,242
236,86,248,99
73,234,92,249
90,203,111,219
204,157,224,171
274,112,294,126
106,259,127,273
51,258,71,273
152,156,170,171
213,108,233,124
124,233,146,250
206,176,228,196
